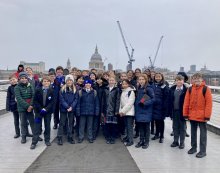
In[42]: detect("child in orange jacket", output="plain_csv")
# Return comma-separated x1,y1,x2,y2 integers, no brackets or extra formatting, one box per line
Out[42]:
183,73,212,158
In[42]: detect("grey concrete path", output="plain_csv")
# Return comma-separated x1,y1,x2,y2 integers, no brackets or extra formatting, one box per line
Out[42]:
127,119,220,173
0,112,57,173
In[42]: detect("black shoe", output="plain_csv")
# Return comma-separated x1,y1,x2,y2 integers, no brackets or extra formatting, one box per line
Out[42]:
14,134,20,138
135,141,144,148
151,135,159,140
186,133,190,137
106,140,111,144
26,133,33,137
89,139,93,143
133,134,139,139
122,137,128,143
179,143,185,149
21,137,26,144
68,137,75,144
125,142,134,146
171,142,179,147
142,142,149,149
30,144,36,150
38,137,43,141
196,152,206,158
57,137,63,145
53,124,58,129
188,148,197,154
170,132,174,136
78,138,83,143
159,138,164,143
110,139,115,144
45,141,51,146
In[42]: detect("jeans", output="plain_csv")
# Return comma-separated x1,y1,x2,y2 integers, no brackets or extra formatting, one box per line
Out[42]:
124,116,134,143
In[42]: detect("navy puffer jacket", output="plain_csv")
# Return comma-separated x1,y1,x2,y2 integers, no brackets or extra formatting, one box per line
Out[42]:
152,82,170,120
76,89,100,116
59,87,78,113
135,85,155,122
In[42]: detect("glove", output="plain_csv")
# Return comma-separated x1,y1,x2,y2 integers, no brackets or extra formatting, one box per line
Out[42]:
40,109,47,116
35,117,41,124
183,116,189,121
139,102,144,107
204,118,210,121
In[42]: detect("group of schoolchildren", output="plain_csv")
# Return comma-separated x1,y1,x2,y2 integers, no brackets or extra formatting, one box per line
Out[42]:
6,64,212,158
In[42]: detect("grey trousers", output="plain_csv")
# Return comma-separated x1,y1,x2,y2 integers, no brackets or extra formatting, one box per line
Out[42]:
57,112,74,138
79,115,93,140
190,120,207,153
173,110,186,144
19,112,34,137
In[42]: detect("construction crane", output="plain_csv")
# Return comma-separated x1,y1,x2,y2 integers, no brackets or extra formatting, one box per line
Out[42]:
149,35,164,70
117,21,135,70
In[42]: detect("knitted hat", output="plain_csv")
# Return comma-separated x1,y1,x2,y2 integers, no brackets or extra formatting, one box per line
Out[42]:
65,74,74,83
19,72,28,79
84,79,93,85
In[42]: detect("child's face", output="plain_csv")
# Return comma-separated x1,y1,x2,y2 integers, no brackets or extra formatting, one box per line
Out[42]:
56,69,63,77
151,72,155,78
135,70,141,77
192,77,203,86
26,68,33,76
103,75,109,80
120,74,127,80
42,79,51,88
85,83,91,89
175,79,184,87
10,77,18,85
109,77,116,86
138,77,146,86
97,78,103,86
155,74,162,83
82,71,88,76
19,77,28,84
77,77,84,84
122,81,129,89
66,79,73,87
90,74,96,80
49,75,55,83
127,71,133,78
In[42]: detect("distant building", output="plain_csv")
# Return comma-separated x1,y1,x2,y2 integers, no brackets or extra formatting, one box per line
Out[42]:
0,70,16,80
108,63,113,71
190,65,196,73
66,58,71,70
20,61,45,73
89,45,104,71
179,66,184,72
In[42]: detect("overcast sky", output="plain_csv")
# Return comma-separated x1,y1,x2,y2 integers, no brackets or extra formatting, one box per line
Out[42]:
0,0,220,71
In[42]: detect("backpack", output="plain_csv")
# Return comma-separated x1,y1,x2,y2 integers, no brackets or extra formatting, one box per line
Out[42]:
78,89,97,98
188,85,207,97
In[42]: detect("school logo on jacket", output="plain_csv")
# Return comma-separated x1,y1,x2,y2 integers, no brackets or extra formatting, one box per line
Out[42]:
48,96,52,100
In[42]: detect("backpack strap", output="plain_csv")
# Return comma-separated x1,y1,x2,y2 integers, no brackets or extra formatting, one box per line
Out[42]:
188,86,207,97
202,85,207,97
79,90,82,97
128,90,132,97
